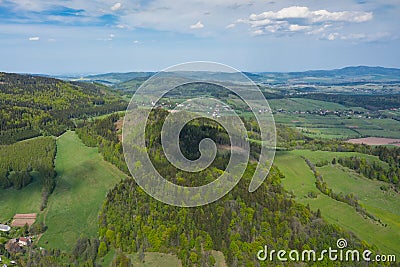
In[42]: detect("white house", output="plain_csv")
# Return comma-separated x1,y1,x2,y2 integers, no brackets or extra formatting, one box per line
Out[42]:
18,237,30,246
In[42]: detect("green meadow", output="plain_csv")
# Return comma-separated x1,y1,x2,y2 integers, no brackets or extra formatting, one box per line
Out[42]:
274,150,400,255
38,131,127,252
0,173,42,222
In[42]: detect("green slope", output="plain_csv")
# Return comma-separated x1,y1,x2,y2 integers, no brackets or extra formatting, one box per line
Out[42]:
38,131,127,252
275,150,400,255
0,175,42,222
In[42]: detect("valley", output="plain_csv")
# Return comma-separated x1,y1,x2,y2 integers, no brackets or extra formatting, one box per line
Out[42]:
0,68,399,266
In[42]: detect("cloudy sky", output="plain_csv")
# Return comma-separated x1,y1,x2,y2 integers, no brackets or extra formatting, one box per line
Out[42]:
0,0,399,74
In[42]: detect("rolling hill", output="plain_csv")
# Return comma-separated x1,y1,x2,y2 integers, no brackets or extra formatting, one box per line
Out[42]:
0,72,127,144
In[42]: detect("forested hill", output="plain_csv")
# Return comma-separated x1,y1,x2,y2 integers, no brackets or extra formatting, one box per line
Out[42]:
73,111,377,267
0,72,127,144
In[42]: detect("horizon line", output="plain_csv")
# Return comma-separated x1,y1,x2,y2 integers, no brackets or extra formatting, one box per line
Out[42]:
1,64,400,77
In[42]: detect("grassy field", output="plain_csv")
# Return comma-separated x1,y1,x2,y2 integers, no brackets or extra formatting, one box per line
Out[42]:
274,150,400,255
0,174,42,223
266,98,400,139
287,149,387,166
319,165,400,217
274,114,400,140
38,131,127,252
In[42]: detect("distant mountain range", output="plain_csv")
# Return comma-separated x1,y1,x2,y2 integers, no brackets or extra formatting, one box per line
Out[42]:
52,66,400,87
260,66,400,76
254,66,400,85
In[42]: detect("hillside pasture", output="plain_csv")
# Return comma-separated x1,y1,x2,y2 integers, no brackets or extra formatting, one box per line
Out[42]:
0,174,42,222
38,131,127,252
274,150,400,255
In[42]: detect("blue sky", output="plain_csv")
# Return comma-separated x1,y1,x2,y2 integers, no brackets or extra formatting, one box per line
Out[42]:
0,0,399,74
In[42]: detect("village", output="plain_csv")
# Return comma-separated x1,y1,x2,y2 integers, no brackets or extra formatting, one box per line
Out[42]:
0,214,38,266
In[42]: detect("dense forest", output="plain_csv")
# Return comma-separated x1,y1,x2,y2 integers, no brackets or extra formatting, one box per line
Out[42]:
73,111,378,266
0,72,127,144
99,171,376,266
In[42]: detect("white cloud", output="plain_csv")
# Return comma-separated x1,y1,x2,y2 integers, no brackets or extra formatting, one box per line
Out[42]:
241,6,375,39
252,29,264,36
28,36,39,41
110,2,122,11
250,6,310,21
3,0,393,43
311,9,372,23
190,21,204,29
327,33,338,40
133,40,139,44
288,24,310,32
248,6,373,24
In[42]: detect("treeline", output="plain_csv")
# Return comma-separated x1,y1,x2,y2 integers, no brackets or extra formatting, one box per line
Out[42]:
303,157,381,223
0,72,127,144
0,127,41,144
302,139,400,184
242,115,309,150
297,93,400,110
0,137,57,209
337,156,399,185
275,124,308,149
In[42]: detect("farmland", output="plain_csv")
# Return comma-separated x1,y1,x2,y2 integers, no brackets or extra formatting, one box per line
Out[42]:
348,137,400,146
154,96,400,140
269,98,400,140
